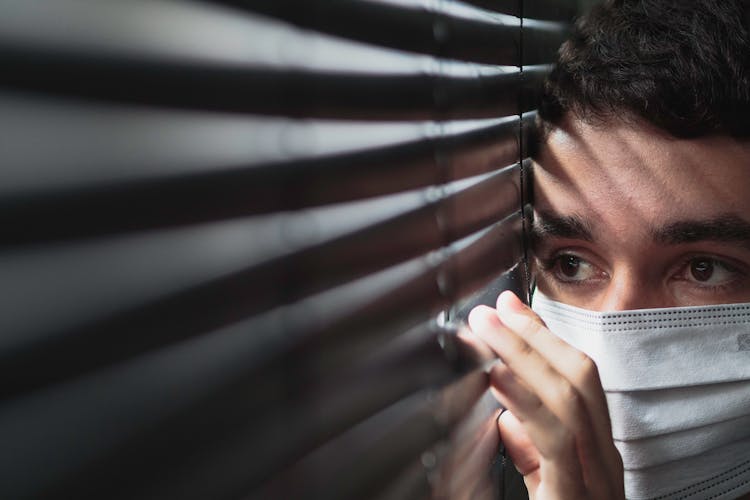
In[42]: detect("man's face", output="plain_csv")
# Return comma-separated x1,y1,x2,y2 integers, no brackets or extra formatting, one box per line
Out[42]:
531,115,750,311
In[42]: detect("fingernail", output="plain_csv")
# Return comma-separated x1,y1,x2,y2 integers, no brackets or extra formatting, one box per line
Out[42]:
498,290,525,313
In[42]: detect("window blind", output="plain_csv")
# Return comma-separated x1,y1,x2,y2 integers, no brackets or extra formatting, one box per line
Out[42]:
0,1,576,498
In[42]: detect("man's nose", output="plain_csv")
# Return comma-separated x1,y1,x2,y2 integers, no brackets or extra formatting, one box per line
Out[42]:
598,273,667,311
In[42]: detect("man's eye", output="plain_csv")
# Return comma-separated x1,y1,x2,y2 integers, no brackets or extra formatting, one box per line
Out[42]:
551,254,602,282
558,255,582,278
682,257,739,286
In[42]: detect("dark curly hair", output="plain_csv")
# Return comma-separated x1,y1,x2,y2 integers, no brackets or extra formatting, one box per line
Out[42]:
539,0,750,138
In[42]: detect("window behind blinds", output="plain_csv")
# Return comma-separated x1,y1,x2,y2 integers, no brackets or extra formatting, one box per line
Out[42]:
0,1,578,498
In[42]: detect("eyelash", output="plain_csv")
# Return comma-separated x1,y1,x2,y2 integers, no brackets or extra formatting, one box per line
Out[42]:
536,254,565,273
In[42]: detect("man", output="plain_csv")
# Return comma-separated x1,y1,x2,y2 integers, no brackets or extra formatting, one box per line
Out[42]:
467,0,750,498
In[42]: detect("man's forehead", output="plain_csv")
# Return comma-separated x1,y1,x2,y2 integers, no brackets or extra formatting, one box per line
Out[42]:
538,115,750,170
533,115,750,239
533,130,750,249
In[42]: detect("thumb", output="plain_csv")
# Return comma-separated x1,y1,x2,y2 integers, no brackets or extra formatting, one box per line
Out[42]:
497,410,541,481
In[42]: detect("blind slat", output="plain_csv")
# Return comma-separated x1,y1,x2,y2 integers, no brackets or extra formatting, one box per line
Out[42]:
218,0,571,65
0,210,522,398
11,320,455,500
460,0,577,21
2,165,522,362
255,369,489,500
1,0,521,67
1,115,536,245
370,456,433,500
522,21,570,65
429,389,503,500
0,47,546,119
217,0,520,66
0,93,525,198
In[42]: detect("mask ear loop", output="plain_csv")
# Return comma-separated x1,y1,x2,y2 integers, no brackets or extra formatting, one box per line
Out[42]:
519,153,535,306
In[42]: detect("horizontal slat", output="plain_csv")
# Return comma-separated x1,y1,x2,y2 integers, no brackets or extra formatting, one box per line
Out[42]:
143,328,456,500
6,165,521,315
0,92,531,197
442,214,524,300
0,212,522,398
452,260,530,322
0,0,568,70
0,0,519,67
461,0,577,21
218,0,568,66
523,0,577,21
0,93,440,194
370,456,433,500
0,0,522,75
0,0,405,72
0,45,547,118
217,0,520,66
0,111,539,244
0,301,509,499
159,213,522,385
366,0,519,23
254,369,489,499
0,171,516,373
522,21,570,66
0,319,457,499
0,196,428,359
429,389,504,500
76,370,481,500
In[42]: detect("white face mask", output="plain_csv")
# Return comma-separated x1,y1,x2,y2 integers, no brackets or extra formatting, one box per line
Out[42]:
531,291,750,500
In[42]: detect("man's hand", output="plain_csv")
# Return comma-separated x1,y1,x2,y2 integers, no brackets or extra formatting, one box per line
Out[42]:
466,291,625,500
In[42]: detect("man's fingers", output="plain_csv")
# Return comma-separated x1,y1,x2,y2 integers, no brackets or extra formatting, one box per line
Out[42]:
456,325,496,365
497,291,612,438
497,410,542,494
472,295,618,498
475,304,593,443
488,362,588,499
496,291,622,487
497,410,539,476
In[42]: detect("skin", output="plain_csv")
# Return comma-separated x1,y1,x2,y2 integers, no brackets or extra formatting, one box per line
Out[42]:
466,114,750,499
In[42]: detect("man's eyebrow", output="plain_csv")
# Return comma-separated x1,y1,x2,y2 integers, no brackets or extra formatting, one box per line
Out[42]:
653,214,750,247
530,211,594,242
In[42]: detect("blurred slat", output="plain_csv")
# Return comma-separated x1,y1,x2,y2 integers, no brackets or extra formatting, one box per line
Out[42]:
217,0,570,66
370,457,434,500
0,311,503,500
0,46,546,119
0,170,515,378
0,210,523,398
368,387,505,500
431,388,505,500
522,21,570,66
0,319,457,500
0,0,473,71
253,369,489,500
0,92,535,198
0,110,538,244
3,164,521,304
461,0,577,21
214,0,520,66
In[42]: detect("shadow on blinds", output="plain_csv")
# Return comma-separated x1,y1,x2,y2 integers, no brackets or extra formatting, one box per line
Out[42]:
0,0,575,498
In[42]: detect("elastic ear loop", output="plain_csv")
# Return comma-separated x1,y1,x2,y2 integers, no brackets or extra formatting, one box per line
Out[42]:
519,158,534,306
494,408,508,497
